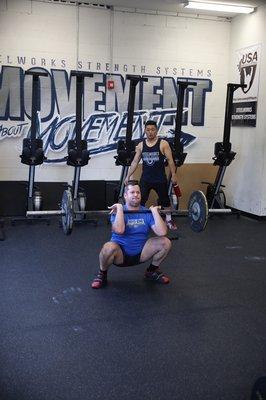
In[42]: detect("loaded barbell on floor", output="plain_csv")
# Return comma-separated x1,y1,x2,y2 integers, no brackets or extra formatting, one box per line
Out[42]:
26,189,232,235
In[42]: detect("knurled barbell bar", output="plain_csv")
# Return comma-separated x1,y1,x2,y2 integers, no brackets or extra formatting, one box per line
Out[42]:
26,189,232,235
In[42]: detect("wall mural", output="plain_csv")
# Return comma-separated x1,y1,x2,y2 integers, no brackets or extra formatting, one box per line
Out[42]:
0,66,213,163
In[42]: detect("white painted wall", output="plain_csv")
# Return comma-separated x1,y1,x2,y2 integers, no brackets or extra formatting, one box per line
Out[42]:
224,5,266,215
0,0,231,183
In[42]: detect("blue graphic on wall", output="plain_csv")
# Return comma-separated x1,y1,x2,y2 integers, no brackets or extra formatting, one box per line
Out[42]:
0,66,212,163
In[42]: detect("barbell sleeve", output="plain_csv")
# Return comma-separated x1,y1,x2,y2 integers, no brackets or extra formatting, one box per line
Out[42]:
209,209,232,214
27,210,64,216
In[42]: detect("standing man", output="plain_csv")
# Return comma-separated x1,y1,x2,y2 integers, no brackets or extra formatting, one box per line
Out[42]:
91,181,172,289
125,120,178,230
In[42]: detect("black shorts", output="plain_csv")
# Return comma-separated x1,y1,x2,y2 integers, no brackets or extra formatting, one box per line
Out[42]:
140,179,170,207
114,246,143,267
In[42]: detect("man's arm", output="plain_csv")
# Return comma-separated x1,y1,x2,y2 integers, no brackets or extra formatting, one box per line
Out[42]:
161,140,178,185
124,143,143,185
109,203,125,234
149,206,167,236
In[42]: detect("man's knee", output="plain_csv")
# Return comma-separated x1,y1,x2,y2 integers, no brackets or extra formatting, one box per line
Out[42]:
100,242,119,257
159,236,172,252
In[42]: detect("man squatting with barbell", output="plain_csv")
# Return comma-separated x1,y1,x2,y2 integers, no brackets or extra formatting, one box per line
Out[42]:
91,180,172,289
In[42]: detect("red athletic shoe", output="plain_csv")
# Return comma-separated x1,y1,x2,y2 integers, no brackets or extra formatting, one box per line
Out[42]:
144,269,170,284
91,271,107,289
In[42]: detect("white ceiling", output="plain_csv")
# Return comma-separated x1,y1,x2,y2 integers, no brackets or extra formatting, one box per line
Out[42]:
80,0,265,18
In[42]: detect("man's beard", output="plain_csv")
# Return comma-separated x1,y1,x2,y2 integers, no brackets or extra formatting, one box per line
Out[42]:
128,199,141,208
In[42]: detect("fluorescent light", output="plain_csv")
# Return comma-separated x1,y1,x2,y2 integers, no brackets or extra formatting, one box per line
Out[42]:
184,1,255,14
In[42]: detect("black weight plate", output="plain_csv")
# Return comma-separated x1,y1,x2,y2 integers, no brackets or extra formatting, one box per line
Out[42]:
188,190,208,232
251,376,266,400
61,189,73,235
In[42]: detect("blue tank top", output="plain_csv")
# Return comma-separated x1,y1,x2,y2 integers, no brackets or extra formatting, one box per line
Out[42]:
110,205,155,256
141,139,167,183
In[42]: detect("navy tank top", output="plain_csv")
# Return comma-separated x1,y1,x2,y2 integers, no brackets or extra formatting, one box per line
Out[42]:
141,139,166,183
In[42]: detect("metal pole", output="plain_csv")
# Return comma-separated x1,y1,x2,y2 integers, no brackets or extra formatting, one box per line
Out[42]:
118,166,129,202
125,75,147,150
25,70,48,141
223,83,246,152
174,81,197,156
210,166,227,209
70,70,94,145
73,166,81,200
117,75,148,200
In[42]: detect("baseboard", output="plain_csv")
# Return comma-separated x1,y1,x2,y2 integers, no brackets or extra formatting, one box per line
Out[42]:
231,208,266,221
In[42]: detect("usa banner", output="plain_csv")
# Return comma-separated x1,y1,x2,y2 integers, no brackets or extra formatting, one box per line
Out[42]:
232,43,262,127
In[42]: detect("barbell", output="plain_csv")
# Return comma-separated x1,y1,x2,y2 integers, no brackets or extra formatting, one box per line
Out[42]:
26,189,232,235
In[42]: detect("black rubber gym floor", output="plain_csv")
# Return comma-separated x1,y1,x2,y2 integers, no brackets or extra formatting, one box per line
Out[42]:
0,215,266,400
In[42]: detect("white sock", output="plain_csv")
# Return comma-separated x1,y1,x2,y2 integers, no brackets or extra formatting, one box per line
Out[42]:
166,213,171,222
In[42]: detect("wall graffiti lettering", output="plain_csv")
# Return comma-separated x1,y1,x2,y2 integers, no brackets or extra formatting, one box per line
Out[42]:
0,66,212,163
